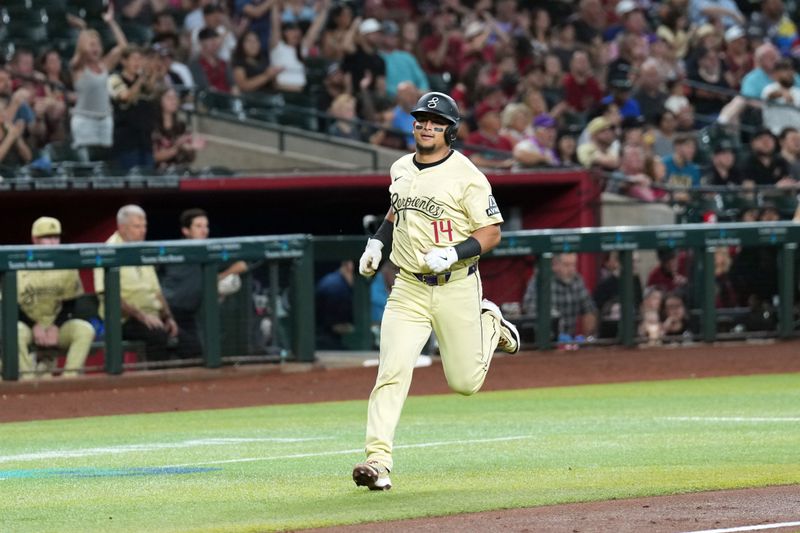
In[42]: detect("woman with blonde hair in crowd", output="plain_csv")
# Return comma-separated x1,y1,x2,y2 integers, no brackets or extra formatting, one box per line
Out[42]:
500,103,534,144
69,4,128,161
326,93,362,141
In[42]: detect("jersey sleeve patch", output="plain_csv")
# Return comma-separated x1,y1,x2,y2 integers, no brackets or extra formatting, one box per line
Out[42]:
486,195,501,217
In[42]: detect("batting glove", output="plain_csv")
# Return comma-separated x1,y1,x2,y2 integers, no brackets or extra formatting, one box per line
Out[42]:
359,239,383,277
424,247,458,274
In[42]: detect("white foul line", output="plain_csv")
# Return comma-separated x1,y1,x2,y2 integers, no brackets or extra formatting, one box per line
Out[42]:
164,435,535,468
0,437,331,464
681,520,800,533
663,417,800,422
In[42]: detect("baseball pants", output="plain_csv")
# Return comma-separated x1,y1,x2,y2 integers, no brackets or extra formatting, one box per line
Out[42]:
17,319,95,379
364,269,502,471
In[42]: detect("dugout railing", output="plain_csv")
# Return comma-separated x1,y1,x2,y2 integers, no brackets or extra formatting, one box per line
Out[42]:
0,235,316,381
1,222,797,380
322,221,799,351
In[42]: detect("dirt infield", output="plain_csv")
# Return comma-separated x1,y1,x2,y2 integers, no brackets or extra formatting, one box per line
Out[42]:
2,340,799,532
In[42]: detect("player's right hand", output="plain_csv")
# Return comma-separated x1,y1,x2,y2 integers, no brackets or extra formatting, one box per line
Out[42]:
359,239,383,277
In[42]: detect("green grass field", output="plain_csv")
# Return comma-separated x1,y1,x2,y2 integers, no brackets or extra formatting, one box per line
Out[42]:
1,373,799,533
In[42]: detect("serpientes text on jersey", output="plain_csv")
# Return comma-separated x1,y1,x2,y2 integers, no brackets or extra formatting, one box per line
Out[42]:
390,193,445,223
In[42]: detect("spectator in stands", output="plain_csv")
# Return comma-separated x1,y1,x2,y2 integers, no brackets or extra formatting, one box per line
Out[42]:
153,87,201,172
270,0,330,93
119,0,163,26
69,5,128,160
620,115,647,147
342,17,387,97
778,127,800,181
7,49,62,151
320,3,358,62
639,286,664,344
557,132,579,166
739,128,792,186
379,20,429,99
522,253,598,338
749,0,798,55
613,143,659,201
420,7,466,92
37,50,75,142
327,93,363,141
389,82,419,150
688,0,745,29
232,30,284,98
714,247,738,308
513,113,561,168
740,42,800,99
529,8,552,55
190,28,235,93
191,3,238,62
569,0,605,52
550,21,580,71
367,98,407,150
152,33,195,95
661,292,691,339
707,138,743,185
647,248,688,295
608,33,648,85
603,72,642,120
0,102,32,173
499,103,533,145
651,110,678,158
656,5,690,60
152,10,179,37
94,205,192,361
315,260,355,350
608,0,651,42
663,133,701,201
633,58,669,124
593,250,643,337
723,26,753,90
577,116,621,171
761,58,800,136
463,108,515,170
184,0,214,32
160,208,246,356
236,0,275,53
562,50,603,117
13,217,95,379
109,46,161,173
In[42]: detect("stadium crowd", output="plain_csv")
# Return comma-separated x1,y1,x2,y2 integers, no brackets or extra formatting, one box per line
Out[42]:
5,0,800,376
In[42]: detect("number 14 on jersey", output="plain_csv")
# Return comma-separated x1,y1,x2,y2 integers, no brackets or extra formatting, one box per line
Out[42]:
431,219,453,243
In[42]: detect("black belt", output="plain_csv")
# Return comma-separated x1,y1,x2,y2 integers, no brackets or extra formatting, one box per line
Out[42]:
412,264,477,286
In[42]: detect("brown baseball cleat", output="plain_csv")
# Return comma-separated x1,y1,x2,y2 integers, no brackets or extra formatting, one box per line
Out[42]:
352,460,392,491
481,299,521,354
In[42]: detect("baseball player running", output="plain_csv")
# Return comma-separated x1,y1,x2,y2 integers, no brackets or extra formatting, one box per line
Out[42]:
352,91,520,491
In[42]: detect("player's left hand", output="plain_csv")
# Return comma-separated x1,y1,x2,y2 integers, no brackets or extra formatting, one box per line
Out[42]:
423,247,458,273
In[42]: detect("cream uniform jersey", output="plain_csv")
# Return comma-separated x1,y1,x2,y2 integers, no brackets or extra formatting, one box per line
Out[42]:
17,269,84,326
388,150,504,273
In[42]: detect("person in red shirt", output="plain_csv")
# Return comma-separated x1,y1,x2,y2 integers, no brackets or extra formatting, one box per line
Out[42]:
463,107,515,169
189,28,233,93
563,50,603,114
647,248,688,294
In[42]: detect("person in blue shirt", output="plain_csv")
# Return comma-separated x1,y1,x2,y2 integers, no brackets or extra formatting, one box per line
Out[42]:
662,133,701,202
740,42,800,98
390,81,419,150
601,74,641,119
315,260,354,350
378,20,429,99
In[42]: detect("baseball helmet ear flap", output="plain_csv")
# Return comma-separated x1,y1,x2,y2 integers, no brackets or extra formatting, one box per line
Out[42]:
411,91,461,145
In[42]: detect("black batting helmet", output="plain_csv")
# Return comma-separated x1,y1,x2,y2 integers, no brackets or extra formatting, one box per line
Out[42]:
410,92,460,145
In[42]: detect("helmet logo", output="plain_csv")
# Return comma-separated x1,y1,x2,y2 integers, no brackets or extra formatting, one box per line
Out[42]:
427,97,439,108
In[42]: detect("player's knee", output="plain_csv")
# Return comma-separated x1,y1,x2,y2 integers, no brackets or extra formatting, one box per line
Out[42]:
448,378,480,396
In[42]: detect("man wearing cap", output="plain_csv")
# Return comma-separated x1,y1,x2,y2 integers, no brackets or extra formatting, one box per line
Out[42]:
739,128,792,187
513,113,561,167
602,71,642,119
577,116,621,170
723,26,753,90
342,18,386,95
708,138,744,186
12,218,95,379
606,0,650,42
